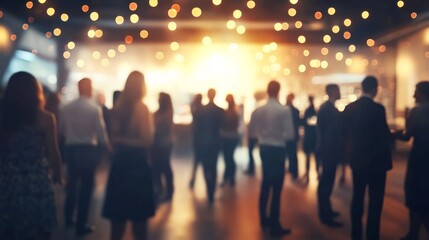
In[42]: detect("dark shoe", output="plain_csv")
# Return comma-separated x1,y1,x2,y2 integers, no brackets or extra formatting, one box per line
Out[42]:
270,227,291,237
320,218,343,228
76,226,94,237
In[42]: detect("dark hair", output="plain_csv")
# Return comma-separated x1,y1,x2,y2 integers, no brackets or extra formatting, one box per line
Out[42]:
362,76,378,93
112,90,122,105
158,92,173,113
0,72,42,134
226,94,236,110
325,84,339,97
416,81,429,100
267,80,280,97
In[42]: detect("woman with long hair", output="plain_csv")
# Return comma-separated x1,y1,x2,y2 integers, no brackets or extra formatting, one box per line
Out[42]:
151,92,174,201
102,71,155,240
221,94,239,186
0,71,62,240
395,81,429,240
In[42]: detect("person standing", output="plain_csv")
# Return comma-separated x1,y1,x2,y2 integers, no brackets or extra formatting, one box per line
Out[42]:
302,95,319,182
60,78,110,237
249,80,295,237
285,93,300,180
316,84,343,227
151,92,175,201
344,76,392,240
102,71,155,240
0,72,62,240
394,81,429,240
189,93,203,189
220,94,240,187
196,89,224,203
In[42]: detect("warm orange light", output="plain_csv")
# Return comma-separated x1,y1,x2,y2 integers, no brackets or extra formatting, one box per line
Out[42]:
90,12,99,21
233,10,242,19
53,28,61,36
192,8,202,17
411,12,417,19
26,1,33,9
129,2,138,11
213,0,222,6
67,41,75,49
140,30,149,39
314,11,322,20
61,13,69,22
343,31,351,39
63,51,71,59
288,8,297,17
46,7,55,16
125,35,133,44
366,39,375,47
22,24,29,30
378,45,386,53
10,34,17,41
298,35,306,44
172,4,181,12
115,16,124,25
45,32,52,38
82,5,89,13
247,0,256,9
168,9,177,18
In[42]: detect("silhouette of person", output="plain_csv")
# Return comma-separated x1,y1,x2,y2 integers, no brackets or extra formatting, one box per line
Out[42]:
60,78,110,237
151,92,175,201
316,84,343,227
194,89,224,203
102,71,155,240
220,94,239,187
249,80,294,237
394,81,429,240
302,95,319,182
285,93,300,180
189,93,203,189
0,72,62,240
343,76,392,240
245,124,257,175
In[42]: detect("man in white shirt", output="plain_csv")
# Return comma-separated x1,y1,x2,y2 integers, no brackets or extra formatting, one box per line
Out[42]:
249,80,295,237
60,78,109,237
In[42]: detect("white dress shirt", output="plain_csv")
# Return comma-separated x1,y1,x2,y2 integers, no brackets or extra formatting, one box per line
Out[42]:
60,97,109,145
249,98,295,147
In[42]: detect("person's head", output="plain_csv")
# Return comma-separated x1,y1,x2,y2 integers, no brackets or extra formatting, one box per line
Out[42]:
308,95,315,105
207,88,216,101
1,71,44,132
286,93,295,105
361,75,378,98
414,81,429,104
97,92,106,105
192,93,202,105
158,92,173,112
120,71,146,105
78,78,92,98
112,90,121,105
267,80,280,98
326,84,340,101
225,94,236,109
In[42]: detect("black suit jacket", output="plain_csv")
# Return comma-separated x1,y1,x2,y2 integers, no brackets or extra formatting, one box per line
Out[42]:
343,97,392,172
195,101,225,146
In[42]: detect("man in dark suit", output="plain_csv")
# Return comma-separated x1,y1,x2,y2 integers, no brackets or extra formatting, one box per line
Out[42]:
343,76,392,240
195,88,225,204
317,84,344,227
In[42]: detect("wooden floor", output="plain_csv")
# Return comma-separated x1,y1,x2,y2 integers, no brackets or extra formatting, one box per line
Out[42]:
51,142,428,240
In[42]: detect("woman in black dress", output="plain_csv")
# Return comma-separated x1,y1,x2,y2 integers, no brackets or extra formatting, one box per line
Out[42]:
102,71,155,240
0,72,62,240
302,95,319,182
395,81,429,240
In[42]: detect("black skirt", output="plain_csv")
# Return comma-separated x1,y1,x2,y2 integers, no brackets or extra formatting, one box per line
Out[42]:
102,146,155,221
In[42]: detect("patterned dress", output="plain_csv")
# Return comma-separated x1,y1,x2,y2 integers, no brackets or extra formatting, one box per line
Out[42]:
0,129,57,239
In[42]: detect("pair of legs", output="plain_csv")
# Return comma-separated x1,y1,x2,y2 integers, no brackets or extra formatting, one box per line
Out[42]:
222,137,238,186
200,144,220,203
64,145,98,232
246,137,257,175
303,151,320,181
259,145,286,230
189,144,203,188
110,220,148,240
351,170,386,240
151,144,174,200
402,210,429,239
317,160,339,223
285,141,298,180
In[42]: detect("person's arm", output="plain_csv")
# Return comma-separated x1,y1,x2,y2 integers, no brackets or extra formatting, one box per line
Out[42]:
95,107,111,150
42,111,63,184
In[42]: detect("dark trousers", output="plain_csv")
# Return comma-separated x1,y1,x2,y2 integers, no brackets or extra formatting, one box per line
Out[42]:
150,143,174,197
259,145,286,228
222,137,238,184
351,170,386,240
64,145,99,229
247,137,257,173
285,141,298,179
199,144,220,201
317,160,338,220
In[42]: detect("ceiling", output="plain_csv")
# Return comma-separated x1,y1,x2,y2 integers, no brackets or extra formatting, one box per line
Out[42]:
1,0,428,45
